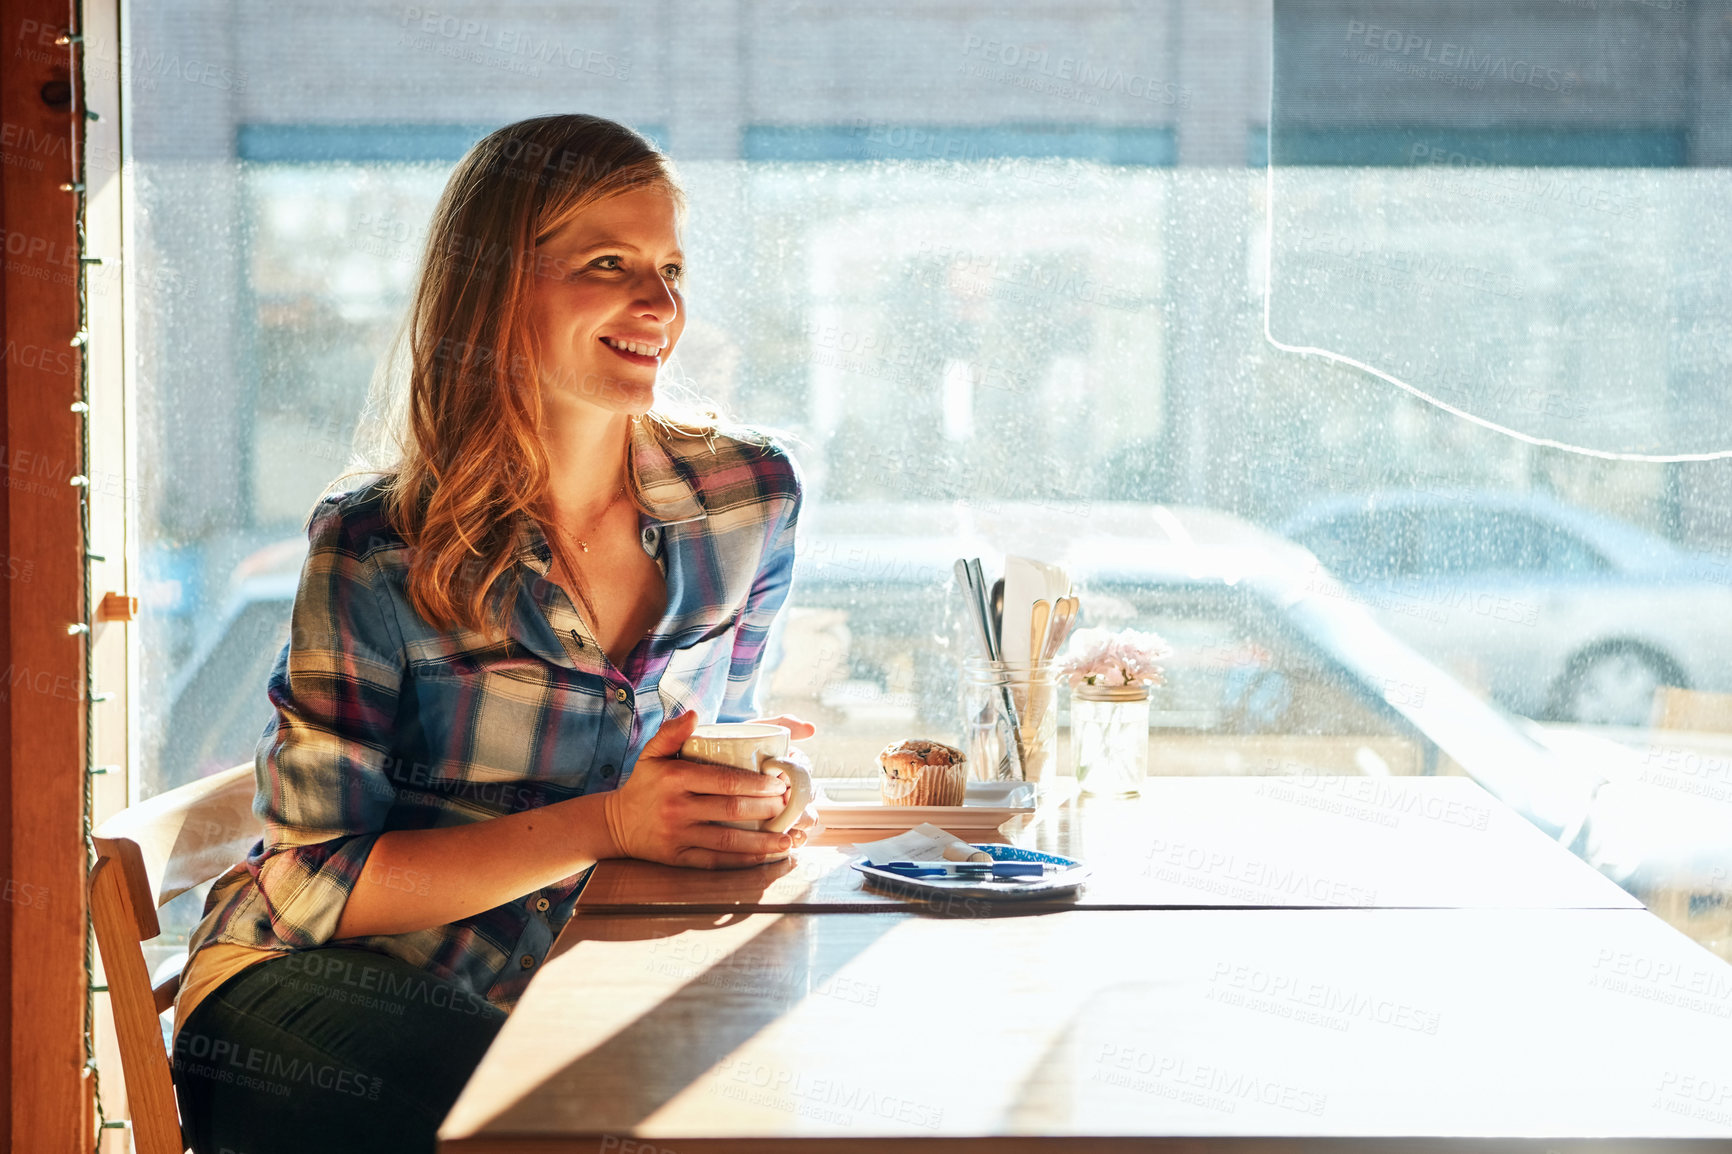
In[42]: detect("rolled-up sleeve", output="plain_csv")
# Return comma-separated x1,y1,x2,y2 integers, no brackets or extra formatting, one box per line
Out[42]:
718,450,803,724
243,498,406,949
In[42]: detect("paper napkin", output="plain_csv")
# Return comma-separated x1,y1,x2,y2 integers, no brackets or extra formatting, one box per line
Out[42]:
844,822,991,863
1001,554,1070,665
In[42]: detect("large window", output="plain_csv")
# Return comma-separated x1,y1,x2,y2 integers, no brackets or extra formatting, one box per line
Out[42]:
129,2,1732,965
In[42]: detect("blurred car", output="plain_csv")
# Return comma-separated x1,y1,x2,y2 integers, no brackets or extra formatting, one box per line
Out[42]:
152,538,307,791
1280,489,1732,727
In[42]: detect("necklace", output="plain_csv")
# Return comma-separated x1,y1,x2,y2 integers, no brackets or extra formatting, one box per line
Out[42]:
547,492,617,641
542,470,630,638
575,485,627,552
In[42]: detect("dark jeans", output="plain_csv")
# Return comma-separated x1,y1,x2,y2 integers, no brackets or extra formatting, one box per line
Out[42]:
172,947,508,1154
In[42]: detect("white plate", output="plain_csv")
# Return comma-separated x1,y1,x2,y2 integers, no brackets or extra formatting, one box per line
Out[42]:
813,779,1038,829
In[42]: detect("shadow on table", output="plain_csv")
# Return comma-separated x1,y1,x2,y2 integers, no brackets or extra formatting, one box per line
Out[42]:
533,911,904,1129
574,844,841,911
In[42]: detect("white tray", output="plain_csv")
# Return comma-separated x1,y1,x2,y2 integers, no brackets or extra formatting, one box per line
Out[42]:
813,779,1038,829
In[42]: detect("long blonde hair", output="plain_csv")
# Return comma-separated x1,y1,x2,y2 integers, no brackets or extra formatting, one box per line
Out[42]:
330,114,718,639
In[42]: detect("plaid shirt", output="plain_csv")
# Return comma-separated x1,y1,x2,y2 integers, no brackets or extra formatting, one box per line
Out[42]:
184,419,802,1014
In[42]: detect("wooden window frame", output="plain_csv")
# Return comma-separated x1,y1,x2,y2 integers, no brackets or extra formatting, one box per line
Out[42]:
3,0,132,1147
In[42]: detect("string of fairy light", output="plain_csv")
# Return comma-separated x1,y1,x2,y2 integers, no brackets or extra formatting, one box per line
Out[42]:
54,8,126,1148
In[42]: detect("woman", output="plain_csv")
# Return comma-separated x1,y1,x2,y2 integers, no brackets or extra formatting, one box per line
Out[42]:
169,114,816,1154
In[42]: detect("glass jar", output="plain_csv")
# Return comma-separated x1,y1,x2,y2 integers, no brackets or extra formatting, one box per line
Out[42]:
960,659,1059,787
1070,683,1151,797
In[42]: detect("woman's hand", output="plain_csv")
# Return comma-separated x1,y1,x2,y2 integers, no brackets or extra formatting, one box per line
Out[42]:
747,714,822,847
747,713,817,740
600,711,799,869
769,743,823,849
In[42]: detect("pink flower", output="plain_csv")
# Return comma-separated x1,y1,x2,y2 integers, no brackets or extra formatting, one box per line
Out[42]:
1056,627,1170,688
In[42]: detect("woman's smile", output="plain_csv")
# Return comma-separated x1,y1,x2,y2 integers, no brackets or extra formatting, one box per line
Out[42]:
600,333,666,365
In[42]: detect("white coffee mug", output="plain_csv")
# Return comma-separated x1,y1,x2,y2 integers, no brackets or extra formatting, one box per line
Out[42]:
679,722,815,835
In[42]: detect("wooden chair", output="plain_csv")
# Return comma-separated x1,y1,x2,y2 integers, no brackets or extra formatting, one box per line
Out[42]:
88,764,261,1154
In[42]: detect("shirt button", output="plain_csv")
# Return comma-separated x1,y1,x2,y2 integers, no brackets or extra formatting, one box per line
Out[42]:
614,687,630,704
535,897,550,913
600,764,617,778
519,954,536,970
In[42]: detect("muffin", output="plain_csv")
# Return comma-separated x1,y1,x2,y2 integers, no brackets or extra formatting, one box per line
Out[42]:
877,738,968,806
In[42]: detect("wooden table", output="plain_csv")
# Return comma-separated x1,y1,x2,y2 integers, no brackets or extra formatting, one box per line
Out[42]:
442,907,1732,1149
576,776,1641,913
441,776,1730,1151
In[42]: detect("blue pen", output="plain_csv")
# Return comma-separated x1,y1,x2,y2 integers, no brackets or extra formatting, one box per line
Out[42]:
876,860,1046,878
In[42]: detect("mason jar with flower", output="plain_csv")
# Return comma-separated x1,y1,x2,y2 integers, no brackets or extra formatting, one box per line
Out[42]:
1057,627,1169,797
